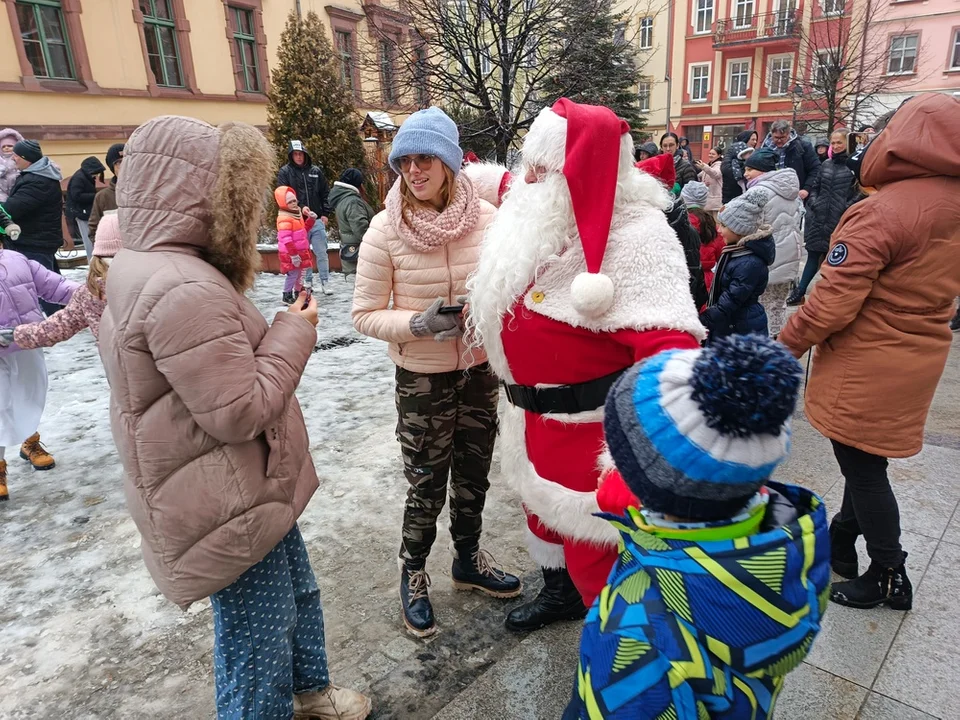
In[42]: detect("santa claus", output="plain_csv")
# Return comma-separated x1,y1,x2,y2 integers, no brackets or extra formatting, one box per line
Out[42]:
466,99,706,632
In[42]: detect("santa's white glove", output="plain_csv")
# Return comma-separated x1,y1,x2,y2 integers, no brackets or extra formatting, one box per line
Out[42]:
0,328,14,347
4,223,20,241
290,254,302,268
410,298,462,341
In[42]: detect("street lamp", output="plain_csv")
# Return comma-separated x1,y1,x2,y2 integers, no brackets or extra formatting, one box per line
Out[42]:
791,83,803,127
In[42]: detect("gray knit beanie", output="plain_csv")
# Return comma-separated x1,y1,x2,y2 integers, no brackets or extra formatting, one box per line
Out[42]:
680,181,709,209
388,107,463,176
718,188,769,236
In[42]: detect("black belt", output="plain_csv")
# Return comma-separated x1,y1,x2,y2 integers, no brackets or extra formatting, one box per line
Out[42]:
502,370,626,415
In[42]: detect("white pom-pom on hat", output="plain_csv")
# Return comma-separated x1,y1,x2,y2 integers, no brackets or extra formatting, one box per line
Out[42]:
571,271,615,318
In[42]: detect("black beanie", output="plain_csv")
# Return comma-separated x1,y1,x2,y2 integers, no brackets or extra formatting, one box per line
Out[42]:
745,149,778,173
106,143,125,173
339,168,363,190
13,139,42,164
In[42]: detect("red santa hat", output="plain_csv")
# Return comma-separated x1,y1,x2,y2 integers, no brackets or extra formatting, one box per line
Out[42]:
522,99,631,318
636,153,676,188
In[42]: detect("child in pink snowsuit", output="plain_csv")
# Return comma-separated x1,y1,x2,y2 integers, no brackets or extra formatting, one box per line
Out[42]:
275,185,315,304
12,212,122,348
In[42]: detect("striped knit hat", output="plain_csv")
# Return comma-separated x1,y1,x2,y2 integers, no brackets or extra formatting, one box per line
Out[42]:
604,334,802,521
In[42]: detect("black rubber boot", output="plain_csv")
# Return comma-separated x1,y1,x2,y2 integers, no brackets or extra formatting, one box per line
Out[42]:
505,567,587,632
400,562,436,638
786,286,806,306
830,552,912,611
282,291,295,305
452,546,522,599
829,515,860,579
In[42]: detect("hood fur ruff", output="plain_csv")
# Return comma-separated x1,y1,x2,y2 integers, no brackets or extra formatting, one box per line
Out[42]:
119,116,275,292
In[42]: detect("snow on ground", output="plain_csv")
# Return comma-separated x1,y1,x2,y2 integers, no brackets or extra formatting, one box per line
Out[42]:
0,269,539,720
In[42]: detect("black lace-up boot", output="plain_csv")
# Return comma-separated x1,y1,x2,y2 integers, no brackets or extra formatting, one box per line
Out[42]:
505,567,587,632
452,546,522,598
400,562,436,638
830,552,912,611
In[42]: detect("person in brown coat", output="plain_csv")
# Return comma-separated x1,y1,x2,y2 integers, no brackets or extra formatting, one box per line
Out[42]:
780,93,960,613
98,115,371,720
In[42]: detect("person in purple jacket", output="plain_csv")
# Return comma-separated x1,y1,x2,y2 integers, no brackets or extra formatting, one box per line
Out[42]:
0,235,78,501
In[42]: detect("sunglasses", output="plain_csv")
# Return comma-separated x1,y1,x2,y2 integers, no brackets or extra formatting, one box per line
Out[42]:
398,154,436,172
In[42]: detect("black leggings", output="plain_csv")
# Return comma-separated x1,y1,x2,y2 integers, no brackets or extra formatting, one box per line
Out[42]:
831,440,904,567
796,251,826,295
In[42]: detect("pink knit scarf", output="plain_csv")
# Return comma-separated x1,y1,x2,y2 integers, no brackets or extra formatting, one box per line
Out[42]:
386,174,481,252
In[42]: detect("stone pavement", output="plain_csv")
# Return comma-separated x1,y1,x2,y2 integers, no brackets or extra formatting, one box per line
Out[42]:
431,335,960,720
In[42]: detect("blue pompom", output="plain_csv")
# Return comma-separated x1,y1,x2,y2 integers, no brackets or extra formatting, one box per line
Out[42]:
689,334,802,437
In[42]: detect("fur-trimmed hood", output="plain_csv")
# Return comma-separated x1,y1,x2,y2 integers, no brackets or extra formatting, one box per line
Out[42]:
118,115,275,291
734,224,776,265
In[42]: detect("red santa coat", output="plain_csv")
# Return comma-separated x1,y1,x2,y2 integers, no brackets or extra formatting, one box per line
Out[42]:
475,180,706,604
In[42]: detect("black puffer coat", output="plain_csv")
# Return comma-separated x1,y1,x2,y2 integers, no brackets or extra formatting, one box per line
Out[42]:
721,131,756,203
1,159,64,253
673,152,698,190
700,228,775,340
65,156,106,221
803,153,862,253
666,197,708,308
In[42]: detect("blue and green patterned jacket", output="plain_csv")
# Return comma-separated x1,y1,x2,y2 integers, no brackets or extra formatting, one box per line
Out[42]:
567,482,830,720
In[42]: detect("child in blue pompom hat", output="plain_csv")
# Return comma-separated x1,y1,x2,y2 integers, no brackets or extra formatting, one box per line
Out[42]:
564,334,830,720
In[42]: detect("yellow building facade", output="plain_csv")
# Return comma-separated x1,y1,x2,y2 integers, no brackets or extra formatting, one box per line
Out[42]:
0,0,411,175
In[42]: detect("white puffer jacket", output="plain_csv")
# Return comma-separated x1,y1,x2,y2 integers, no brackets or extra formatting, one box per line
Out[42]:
352,197,495,374
748,169,802,285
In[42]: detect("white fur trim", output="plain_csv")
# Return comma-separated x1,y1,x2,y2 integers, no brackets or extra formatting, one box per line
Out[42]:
523,204,707,340
525,527,568,569
462,162,510,208
659,354,790,467
571,272,615,318
500,403,619,548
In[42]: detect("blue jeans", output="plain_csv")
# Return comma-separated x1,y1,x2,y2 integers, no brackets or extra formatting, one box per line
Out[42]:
210,525,329,719
304,222,329,286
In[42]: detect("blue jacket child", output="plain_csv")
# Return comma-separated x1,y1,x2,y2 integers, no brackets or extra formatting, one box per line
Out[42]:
699,190,775,340
564,335,830,720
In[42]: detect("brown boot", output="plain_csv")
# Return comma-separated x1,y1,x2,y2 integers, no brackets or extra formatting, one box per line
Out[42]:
0,460,8,501
20,433,55,471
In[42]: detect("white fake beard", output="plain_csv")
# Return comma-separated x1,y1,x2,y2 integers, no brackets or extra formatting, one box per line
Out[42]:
466,172,575,348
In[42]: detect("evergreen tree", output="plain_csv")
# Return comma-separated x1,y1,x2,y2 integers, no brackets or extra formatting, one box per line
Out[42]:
542,0,646,137
267,11,366,181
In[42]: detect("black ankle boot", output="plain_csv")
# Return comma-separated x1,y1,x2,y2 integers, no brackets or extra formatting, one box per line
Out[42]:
786,286,806,306
505,567,587,632
830,552,912,611
400,562,436,637
829,515,860,579
282,291,295,305
452,547,522,598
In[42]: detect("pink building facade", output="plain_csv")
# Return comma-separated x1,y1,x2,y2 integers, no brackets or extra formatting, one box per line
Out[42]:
865,0,960,124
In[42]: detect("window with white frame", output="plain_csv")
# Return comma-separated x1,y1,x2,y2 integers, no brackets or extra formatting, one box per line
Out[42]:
480,47,491,75
815,49,838,86
728,59,750,98
690,62,710,102
821,0,844,15
952,29,960,69
638,80,651,111
768,54,793,95
888,34,918,74
694,0,714,34
734,0,755,28
614,22,627,46
639,17,653,49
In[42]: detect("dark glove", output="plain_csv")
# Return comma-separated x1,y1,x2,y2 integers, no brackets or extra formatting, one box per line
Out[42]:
410,298,462,341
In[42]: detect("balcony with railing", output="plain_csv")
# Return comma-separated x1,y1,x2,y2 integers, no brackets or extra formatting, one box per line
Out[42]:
714,10,801,48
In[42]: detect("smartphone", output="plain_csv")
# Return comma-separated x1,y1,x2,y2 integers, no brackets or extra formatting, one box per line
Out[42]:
438,304,465,314
301,286,313,309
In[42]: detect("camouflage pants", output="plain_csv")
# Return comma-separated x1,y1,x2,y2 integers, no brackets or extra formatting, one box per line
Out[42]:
395,363,499,566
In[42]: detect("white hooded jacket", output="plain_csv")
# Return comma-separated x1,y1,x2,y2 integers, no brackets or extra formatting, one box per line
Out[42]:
747,168,802,285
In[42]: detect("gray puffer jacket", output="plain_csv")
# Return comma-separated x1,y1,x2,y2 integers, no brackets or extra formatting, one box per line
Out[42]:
746,169,802,285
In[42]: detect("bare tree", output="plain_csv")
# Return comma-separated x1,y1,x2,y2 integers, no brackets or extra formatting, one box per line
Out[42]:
358,0,660,163
796,0,924,131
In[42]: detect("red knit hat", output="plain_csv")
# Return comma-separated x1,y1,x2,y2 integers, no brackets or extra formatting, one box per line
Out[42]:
636,153,676,188
548,99,630,318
